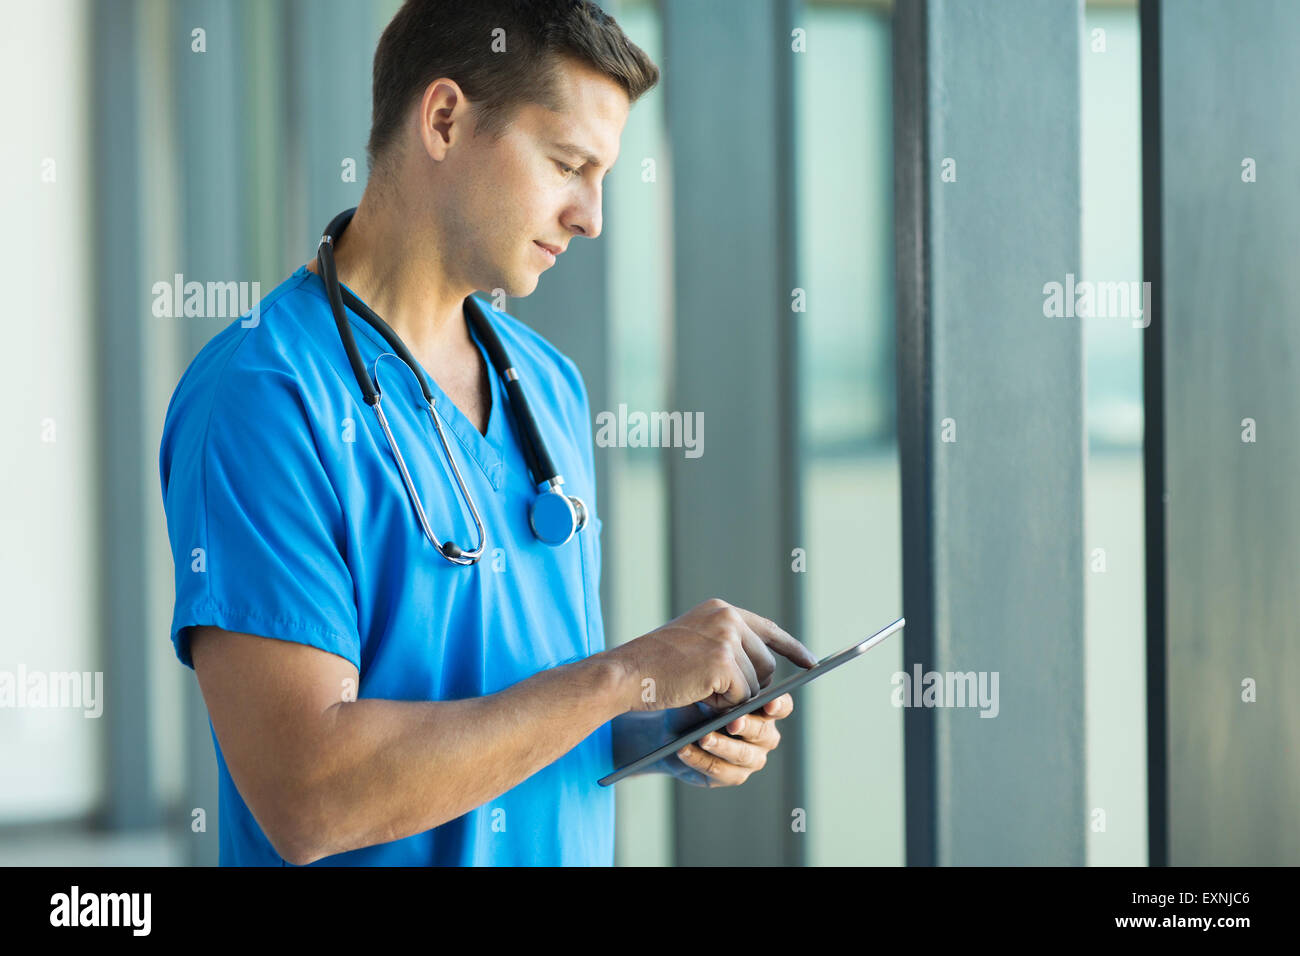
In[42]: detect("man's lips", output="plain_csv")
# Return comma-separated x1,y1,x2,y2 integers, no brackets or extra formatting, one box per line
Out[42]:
534,241,563,256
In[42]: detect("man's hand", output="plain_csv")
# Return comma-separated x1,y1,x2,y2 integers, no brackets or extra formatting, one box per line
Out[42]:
670,693,794,788
609,599,817,713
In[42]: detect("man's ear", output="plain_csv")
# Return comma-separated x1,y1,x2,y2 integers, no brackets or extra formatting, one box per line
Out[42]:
418,77,468,162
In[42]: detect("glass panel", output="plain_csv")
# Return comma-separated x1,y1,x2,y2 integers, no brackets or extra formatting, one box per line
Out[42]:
1081,0,1147,866
605,0,674,867
0,0,103,823
797,0,904,866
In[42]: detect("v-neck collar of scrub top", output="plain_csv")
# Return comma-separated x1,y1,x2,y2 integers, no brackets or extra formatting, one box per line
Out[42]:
296,264,507,492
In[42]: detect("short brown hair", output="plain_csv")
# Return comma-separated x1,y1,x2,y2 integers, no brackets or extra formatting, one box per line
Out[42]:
367,0,659,176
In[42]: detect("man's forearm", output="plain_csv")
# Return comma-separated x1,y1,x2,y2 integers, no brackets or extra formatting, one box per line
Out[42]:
286,651,633,864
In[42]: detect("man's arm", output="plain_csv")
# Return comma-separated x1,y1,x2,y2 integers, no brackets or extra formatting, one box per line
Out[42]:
190,626,634,865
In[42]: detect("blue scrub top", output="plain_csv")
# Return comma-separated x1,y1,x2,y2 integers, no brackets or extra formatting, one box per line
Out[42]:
159,264,614,866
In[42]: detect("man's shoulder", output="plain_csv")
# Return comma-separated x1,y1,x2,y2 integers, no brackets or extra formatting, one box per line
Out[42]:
169,267,328,395
160,268,330,461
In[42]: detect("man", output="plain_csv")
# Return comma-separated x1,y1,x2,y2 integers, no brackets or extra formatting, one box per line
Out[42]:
159,0,815,866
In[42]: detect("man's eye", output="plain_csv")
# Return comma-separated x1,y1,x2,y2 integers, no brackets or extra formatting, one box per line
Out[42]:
556,161,578,178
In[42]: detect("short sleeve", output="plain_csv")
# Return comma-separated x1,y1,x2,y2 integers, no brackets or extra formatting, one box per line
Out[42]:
159,360,361,671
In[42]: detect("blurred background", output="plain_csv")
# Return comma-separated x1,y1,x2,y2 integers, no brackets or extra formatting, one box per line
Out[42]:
2,0,1295,866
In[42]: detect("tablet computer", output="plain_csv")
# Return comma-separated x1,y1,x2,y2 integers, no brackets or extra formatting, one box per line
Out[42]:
597,616,905,786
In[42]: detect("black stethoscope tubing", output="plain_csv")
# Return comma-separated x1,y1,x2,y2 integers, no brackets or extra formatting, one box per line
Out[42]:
315,207,587,563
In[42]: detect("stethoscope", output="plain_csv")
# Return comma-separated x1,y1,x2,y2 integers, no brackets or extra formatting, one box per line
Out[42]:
316,207,588,565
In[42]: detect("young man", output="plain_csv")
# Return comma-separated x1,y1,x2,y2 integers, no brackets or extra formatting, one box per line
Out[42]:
159,0,815,866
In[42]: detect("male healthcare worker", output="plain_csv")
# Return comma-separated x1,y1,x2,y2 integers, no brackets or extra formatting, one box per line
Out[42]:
158,0,816,866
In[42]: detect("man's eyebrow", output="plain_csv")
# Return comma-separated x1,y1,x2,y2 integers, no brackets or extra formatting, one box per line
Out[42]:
553,140,610,169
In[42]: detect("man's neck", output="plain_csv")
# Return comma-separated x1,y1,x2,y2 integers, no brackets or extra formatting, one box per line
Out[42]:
316,193,474,362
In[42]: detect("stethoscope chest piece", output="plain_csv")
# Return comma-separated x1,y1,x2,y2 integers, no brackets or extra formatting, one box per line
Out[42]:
529,482,589,546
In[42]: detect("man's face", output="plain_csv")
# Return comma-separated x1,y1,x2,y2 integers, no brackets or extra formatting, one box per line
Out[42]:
436,58,630,298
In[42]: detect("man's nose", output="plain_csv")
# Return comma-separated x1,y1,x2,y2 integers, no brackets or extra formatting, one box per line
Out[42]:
567,184,603,240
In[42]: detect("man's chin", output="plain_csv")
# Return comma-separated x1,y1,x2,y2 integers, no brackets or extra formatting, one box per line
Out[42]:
502,271,541,299
472,269,539,304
